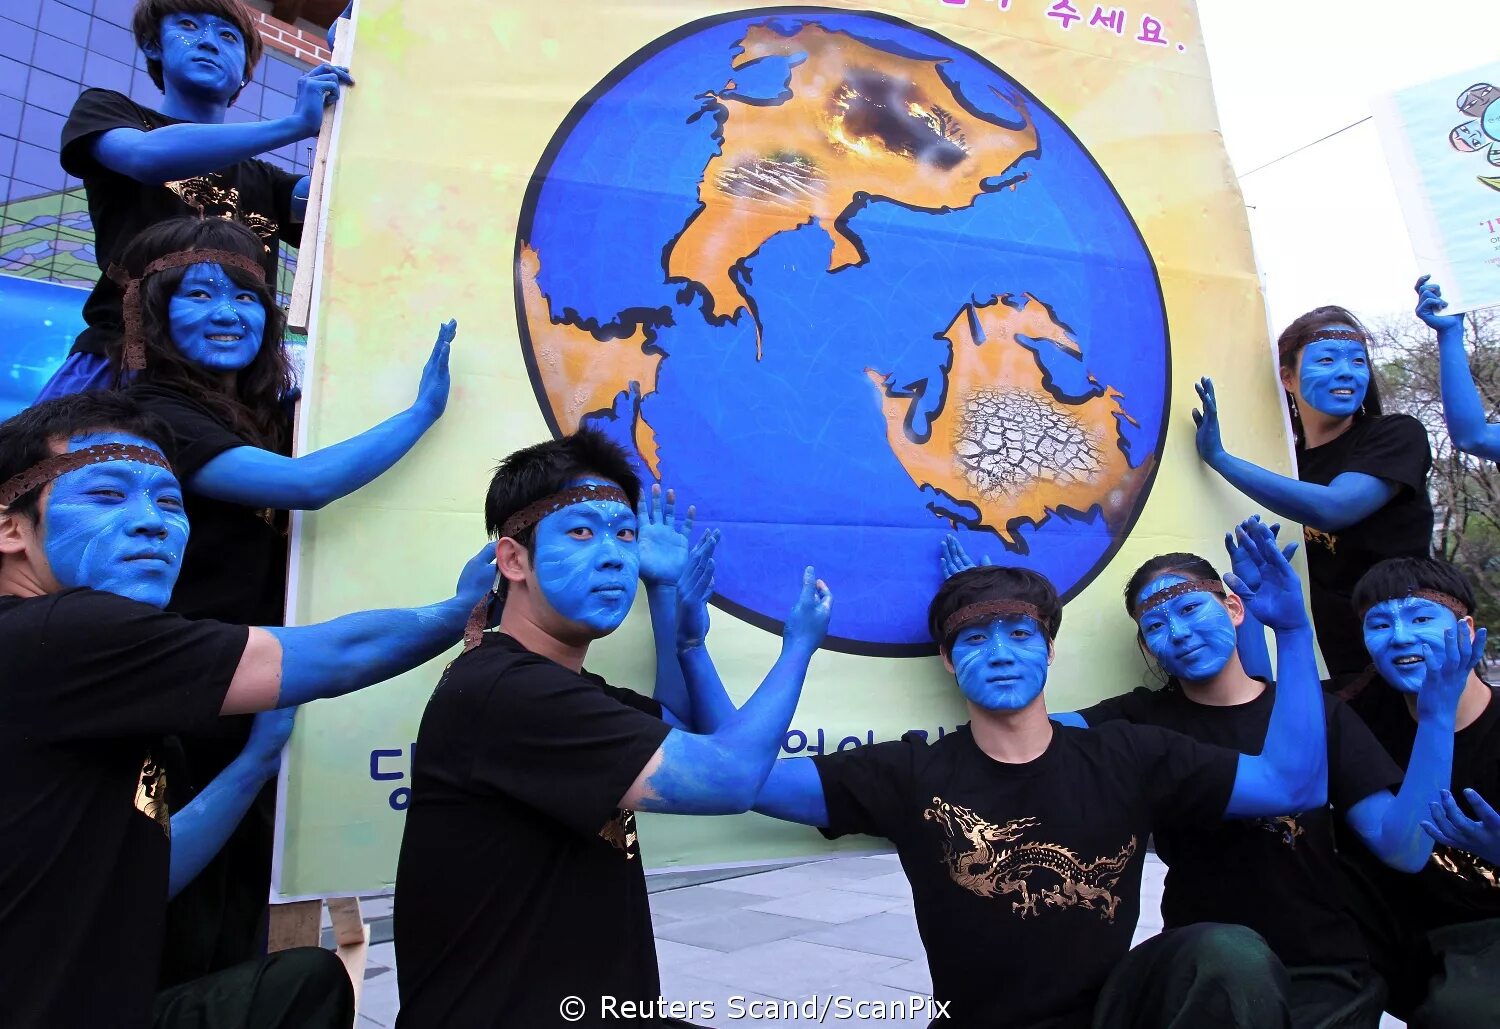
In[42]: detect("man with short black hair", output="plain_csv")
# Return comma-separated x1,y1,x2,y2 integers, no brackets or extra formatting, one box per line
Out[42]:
739,519,1330,1028
1334,556,1500,1026
394,428,832,1026
0,393,493,1027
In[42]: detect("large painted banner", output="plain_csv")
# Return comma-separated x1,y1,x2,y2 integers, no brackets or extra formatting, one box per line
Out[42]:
1376,62,1500,314
274,0,1292,899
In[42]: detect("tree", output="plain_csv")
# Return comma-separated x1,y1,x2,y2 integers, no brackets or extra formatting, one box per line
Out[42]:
1371,305,1500,629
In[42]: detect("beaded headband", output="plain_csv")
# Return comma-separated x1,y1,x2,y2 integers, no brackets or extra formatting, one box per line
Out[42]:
1357,588,1469,621
107,248,267,373
1133,578,1226,618
941,599,1049,647
498,482,632,540
1305,327,1367,347
0,443,173,508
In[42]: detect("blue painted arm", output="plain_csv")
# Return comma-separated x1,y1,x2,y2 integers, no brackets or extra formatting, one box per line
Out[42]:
92,67,351,184
637,487,700,730
1348,625,1487,871
1050,711,1088,728
1423,787,1500,866
624,566,831,815
289,175,311,223
1418,277,1500,460
754,757,830,826
1194,378,1396,531
672,530,737,733
264,544,492,708
190,320,455,510
1222,519,1327,817
168,707,293,897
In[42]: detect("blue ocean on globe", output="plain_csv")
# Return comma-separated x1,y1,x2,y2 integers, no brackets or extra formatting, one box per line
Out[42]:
517,8,1168,654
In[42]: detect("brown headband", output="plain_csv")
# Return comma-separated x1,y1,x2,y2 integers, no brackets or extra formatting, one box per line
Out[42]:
1305,328,1367,346
941,599,1049,646
1357,588,1470,621
499,483,631,540
1133,578,1226,618
107,248,267,373
0,443,173,508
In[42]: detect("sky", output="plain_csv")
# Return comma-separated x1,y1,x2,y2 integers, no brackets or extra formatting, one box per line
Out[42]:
1197,0,1500,331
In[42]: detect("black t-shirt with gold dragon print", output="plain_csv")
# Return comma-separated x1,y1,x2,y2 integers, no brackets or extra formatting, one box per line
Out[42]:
1080,683,1401,968
394,632,671,1028
813,723,1237,1029
60,88,303,359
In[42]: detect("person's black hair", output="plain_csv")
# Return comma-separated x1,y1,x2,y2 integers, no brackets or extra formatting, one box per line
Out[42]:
0,393,174,521
1351,556,1476,617
113,217,291,452
927,566,1063,654
133,0,263,104
1123,552,1222,618
1276,305,1385,447
484,429,642,551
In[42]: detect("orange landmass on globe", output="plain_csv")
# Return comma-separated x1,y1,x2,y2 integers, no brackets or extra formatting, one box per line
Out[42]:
518,243,662,476
867,295,1153,546
666,23,1038,355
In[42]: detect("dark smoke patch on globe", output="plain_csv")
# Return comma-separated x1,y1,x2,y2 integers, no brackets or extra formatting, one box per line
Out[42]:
515,10,1168,653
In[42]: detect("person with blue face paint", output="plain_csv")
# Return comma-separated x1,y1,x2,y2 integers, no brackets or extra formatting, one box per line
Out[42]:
1195,307,1434,676
729,518,1328,1028
103,216,459,988
36,0,354,402
1327,557,1500,1027
1039,545,1481,1028
392,429,832,1027
0,392,495,1027
1415,274,1500,462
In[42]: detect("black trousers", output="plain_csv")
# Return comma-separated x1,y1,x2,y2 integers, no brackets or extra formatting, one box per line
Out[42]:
152,946,354,1029
1407,918,1500,1029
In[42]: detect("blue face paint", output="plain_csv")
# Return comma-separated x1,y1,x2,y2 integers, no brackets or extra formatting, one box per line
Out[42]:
168,263,266,373
1135,574,1238,682
532,479,639,635
1362,597,1461,695
949,614,1050,712
42,432,188,608
1297,337,1370,419
157,12,248,100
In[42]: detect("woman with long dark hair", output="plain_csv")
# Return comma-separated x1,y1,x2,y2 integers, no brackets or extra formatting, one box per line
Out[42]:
1194,306,1433,677
107,215,455,987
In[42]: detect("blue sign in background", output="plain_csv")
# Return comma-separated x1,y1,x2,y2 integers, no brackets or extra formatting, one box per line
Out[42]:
0,275,82,419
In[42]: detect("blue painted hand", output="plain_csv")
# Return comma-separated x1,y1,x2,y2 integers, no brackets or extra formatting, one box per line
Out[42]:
638,482,697,587
1135,575,1238,682
1415,275,1464,334
455,541,497,607
675,530,719,651
1223,515,1297,593
291,62,354,137
1423,788,1500,866
42,433,189,609
949,615,1051,712
782,567,832,658
940,533,992,580
533,487,640,635
1221,517,1305,632
1192,377,1226,467
149,11,248,104
168,263,267,372
1295,337,1370,419
412,319,456,422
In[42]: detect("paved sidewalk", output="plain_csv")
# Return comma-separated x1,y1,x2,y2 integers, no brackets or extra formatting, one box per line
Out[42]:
353,852,1404,1027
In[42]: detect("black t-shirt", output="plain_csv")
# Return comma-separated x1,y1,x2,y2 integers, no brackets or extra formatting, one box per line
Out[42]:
1079,683,1402,967
1297,414,1433,676
123,384,289,984
60,88,302,358
812,723,1238,1029
393,632,672,1028
1340,677,1500,930
0,589,247,1028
